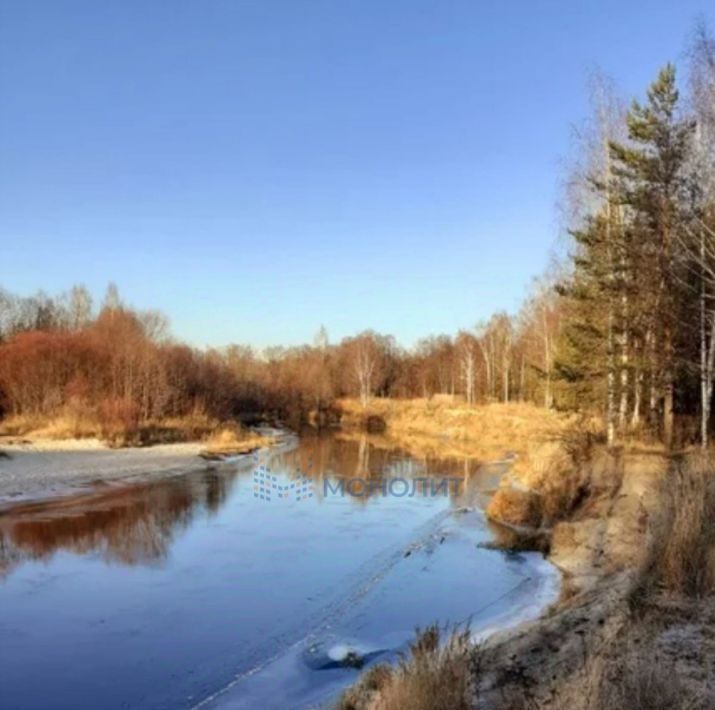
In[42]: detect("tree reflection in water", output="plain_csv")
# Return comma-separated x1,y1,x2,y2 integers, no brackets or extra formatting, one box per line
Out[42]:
0,435,496,580
0,469,236,578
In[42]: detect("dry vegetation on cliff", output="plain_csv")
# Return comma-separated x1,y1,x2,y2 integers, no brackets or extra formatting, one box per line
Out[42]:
338,397,609,535
339,438,715,710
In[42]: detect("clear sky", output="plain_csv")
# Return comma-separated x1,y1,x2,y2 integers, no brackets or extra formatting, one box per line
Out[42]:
0,1,712,349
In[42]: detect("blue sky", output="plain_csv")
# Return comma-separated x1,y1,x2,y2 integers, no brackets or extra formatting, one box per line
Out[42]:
0,1,711,348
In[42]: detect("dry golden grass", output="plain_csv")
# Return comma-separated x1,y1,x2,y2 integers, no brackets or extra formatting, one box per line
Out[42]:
147,412,226,442
0,411,101,440
486,488,543,529
338,410,715,710
590,651,706,710
338,398,573,480
639,451,715,599
338,625,476,710
496,644,707,710
339,398,610,532
200,426,272,458
0,408,266,450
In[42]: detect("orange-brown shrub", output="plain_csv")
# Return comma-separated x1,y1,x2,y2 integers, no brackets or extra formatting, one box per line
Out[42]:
98,398,141,447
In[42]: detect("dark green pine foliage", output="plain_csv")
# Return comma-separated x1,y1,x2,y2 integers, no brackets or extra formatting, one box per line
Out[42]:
558,65,694,440
613,65,693,441
555,215,613,411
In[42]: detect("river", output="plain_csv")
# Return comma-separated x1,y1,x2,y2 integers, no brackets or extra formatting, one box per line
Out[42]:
0,433,557,709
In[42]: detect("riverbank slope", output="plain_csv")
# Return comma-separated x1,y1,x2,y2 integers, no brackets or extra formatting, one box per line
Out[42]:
337,399,715,709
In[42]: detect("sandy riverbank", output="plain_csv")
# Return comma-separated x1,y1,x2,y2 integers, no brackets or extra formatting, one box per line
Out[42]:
0,428,291,505
0,439,210,504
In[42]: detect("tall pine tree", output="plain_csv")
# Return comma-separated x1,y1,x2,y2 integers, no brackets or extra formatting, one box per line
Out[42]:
609,64,693,445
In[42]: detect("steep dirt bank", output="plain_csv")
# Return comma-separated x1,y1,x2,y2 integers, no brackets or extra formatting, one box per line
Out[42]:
477,449,671,708
341,446,697,709
336,399,713,708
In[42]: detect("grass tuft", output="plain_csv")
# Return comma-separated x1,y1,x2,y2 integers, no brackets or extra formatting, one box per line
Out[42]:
338,625,477,710
200,426,272,458
640,452,715,599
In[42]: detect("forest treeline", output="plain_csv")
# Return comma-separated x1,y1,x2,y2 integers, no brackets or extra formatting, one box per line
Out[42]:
2,24,715,447
0,280,557,434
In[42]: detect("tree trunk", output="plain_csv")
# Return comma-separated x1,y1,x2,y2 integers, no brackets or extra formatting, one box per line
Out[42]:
604,132,616,447
701,232,708,448
663,323,674,448
542,309,553,409
503,359,509,403
647,328,658,427
618,280,629,431
607,299,616,447
632,363,642,427
703,304,715,449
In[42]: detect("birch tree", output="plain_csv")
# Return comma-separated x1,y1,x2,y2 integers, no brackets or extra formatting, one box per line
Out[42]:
354,333,378,408
456,331,477,405
687,21,715,446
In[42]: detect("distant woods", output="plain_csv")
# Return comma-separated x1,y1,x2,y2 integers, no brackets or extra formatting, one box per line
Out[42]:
0,281,559,433
3,23,715,447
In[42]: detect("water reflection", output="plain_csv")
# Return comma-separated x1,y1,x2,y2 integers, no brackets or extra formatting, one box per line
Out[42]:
0,470,237,578
0,434,501,580
279,433,493,496
0,434,550,710
285,434,505,514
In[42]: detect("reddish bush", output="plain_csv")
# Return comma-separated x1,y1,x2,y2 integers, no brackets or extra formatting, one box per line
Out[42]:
98,398,141,447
